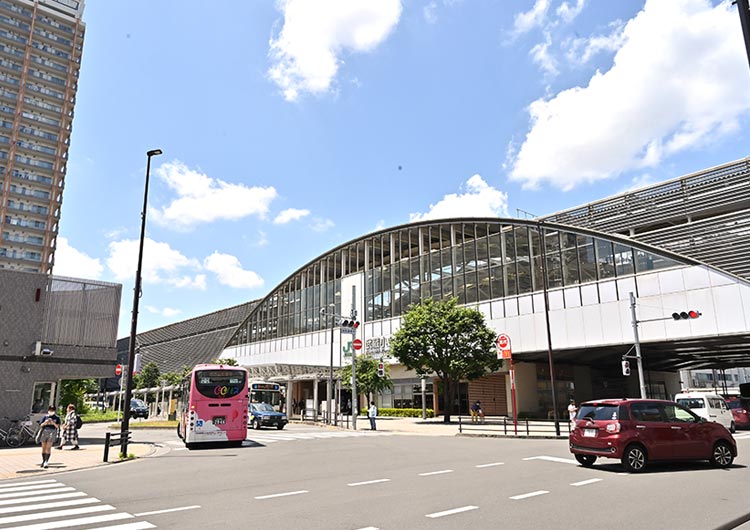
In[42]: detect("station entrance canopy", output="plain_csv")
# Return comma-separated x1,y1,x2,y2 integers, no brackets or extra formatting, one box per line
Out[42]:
246,363,337,381
514,333,750,372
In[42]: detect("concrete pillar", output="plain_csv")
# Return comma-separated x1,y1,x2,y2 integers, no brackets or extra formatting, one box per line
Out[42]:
313,377,319,421
286,378,293,419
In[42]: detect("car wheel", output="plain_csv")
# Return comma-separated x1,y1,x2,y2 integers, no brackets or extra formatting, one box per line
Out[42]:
276,424,285,430
730,422,736,434
253,419,262,430
621,444,647,473
710,441,734,468
575,454,597,467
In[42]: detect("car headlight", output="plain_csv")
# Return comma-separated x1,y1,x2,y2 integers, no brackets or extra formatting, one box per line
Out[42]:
281,415,287,419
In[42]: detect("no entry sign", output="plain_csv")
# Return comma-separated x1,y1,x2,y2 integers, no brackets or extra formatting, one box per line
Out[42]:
115,364,122,376
352,339,363,350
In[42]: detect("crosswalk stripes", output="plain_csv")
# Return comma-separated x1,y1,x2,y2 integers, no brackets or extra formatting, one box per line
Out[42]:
733,431,750,440
0,479,156,530
246,430,395,444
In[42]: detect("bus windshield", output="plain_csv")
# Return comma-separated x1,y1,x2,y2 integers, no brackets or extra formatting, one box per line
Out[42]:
195,369,247,399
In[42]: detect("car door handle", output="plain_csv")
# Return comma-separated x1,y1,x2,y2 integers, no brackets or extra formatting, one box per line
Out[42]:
671,426,682,430
636,425,646,429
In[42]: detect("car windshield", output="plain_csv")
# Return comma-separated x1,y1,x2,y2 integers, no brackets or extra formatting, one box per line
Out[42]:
578,404,619,421
253,403,275,412
677,398,704,409
131,399,145,408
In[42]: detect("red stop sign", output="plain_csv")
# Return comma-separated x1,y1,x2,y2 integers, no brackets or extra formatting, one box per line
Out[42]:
115,364,122,376
352,339,363,350
496,334,509,349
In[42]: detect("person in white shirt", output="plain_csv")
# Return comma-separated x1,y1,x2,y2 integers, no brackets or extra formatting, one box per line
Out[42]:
568,399,578,431
368,401,377,431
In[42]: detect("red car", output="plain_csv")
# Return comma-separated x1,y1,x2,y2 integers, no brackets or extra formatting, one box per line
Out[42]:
569,398,737,472
726,398,750,429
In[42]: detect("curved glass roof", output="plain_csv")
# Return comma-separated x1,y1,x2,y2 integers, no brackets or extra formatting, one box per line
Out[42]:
227,218,693,348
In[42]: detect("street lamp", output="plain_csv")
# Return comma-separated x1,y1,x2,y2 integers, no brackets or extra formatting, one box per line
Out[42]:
121,148,162,456
538,221,561,436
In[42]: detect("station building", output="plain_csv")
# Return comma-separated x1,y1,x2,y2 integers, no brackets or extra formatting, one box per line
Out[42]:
218,157,750,418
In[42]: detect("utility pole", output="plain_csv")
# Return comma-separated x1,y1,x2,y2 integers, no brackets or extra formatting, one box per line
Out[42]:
350,285,358,431
629,292,648,399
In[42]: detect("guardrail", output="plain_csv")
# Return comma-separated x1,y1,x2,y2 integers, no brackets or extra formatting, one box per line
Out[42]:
103,431,131,462
458,416,572,438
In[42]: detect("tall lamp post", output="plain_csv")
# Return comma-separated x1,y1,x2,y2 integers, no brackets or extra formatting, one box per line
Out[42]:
121,148,162,456
320,305,340,425
538,221,560,436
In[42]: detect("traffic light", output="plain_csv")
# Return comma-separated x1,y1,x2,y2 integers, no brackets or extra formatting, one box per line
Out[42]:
341,319,360,328
671,310,701,320
377,362,385,377
621,360,631,376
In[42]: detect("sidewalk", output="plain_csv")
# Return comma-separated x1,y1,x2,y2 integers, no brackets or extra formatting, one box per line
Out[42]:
0,423,156,482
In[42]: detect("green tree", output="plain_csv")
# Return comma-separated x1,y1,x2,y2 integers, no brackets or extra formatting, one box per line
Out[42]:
59,379,97,413
212,358,238,366
133,361,161,390
340,355,393,410
160,370,184,387
390,298,500,423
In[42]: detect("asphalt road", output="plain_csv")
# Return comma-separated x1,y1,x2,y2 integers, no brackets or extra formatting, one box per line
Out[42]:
3,425,750,530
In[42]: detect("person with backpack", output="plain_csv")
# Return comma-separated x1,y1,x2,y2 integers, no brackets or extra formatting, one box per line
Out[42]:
57,404,80,450
471,400,485,424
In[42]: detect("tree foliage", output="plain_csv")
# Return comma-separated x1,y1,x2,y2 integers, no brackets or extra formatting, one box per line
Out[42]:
59,379,97,413
133,361,161,390
390,298,500,422
339,355,393,404
212,358,238,366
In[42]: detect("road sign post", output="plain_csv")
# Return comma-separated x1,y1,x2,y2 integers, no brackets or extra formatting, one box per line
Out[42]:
496,333,517,435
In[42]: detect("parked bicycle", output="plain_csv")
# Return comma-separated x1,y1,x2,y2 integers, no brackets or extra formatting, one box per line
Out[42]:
0,416,38,447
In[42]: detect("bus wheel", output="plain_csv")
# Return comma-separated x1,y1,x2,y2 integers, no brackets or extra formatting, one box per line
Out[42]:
185,443,195,450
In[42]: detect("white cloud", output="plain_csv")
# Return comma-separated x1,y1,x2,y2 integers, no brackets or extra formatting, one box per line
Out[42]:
423,1,438,24
530,33,558,76
267,0,402,101
310,218,335,232
509,0,750,191
53,237,103,279
146,305,182,318
511,0,550,37
150,161,277,230
374,219,386,231
556,0,586,24
204,252,264,289
565,20,626,64
273,207,311,224
106,237,205,290
255,230,269,247
409,175,509,222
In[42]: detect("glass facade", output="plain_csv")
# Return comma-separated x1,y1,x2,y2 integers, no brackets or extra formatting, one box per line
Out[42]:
228,221,687,347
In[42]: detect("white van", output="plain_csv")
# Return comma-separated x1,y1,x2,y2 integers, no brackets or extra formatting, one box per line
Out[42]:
675,392,735,433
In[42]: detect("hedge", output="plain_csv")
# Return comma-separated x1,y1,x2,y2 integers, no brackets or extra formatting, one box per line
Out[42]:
377,408,434,418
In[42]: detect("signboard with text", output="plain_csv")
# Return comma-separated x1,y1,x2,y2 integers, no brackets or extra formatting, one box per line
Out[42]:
496,333,512,359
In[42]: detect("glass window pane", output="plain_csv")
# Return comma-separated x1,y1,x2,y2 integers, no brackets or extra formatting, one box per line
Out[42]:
545,229,560,253
578,236,597,283
546,253,562,289
490,266,504,299
595,239,616,280
505,263,517,296
503,227,516,263
614,244,634,276
488,232,502,267
562,248,580,285
478,268,490,302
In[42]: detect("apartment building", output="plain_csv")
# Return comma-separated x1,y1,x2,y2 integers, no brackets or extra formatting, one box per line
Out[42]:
0,0,85,273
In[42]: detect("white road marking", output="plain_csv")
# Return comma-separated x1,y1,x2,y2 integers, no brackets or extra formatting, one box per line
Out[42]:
523,455,579,465
0,480,58,490
476,462,504,468
254,490,308,500
0,487,74,501
418,470,453,476
0,492,85,507
87,523,155,530
347,479,391,487
0,497,99,514
425,505,478,518
570,478,603,487
0,484,68,494
2,512,132,530
0,504,114,525
354,527,379,530
134,505,201,517
510,490,550,500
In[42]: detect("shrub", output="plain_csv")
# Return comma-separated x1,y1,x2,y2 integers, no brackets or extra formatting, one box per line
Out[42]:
376,408,434,418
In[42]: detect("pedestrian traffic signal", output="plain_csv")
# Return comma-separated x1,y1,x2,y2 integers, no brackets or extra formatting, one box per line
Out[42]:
340,319,360,328
621,360,631,376
672,310,701,320
377,363,385,377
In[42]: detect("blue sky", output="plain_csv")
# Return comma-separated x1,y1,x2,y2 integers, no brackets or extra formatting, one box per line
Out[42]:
53,0,750,337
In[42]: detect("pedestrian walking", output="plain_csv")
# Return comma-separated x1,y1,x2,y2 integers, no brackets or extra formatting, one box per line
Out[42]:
368,401,377,431
57,404,80,450
36,406,60,468
568,398,578,431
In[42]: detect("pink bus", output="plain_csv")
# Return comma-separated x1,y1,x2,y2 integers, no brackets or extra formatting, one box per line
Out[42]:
177,364,248,448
